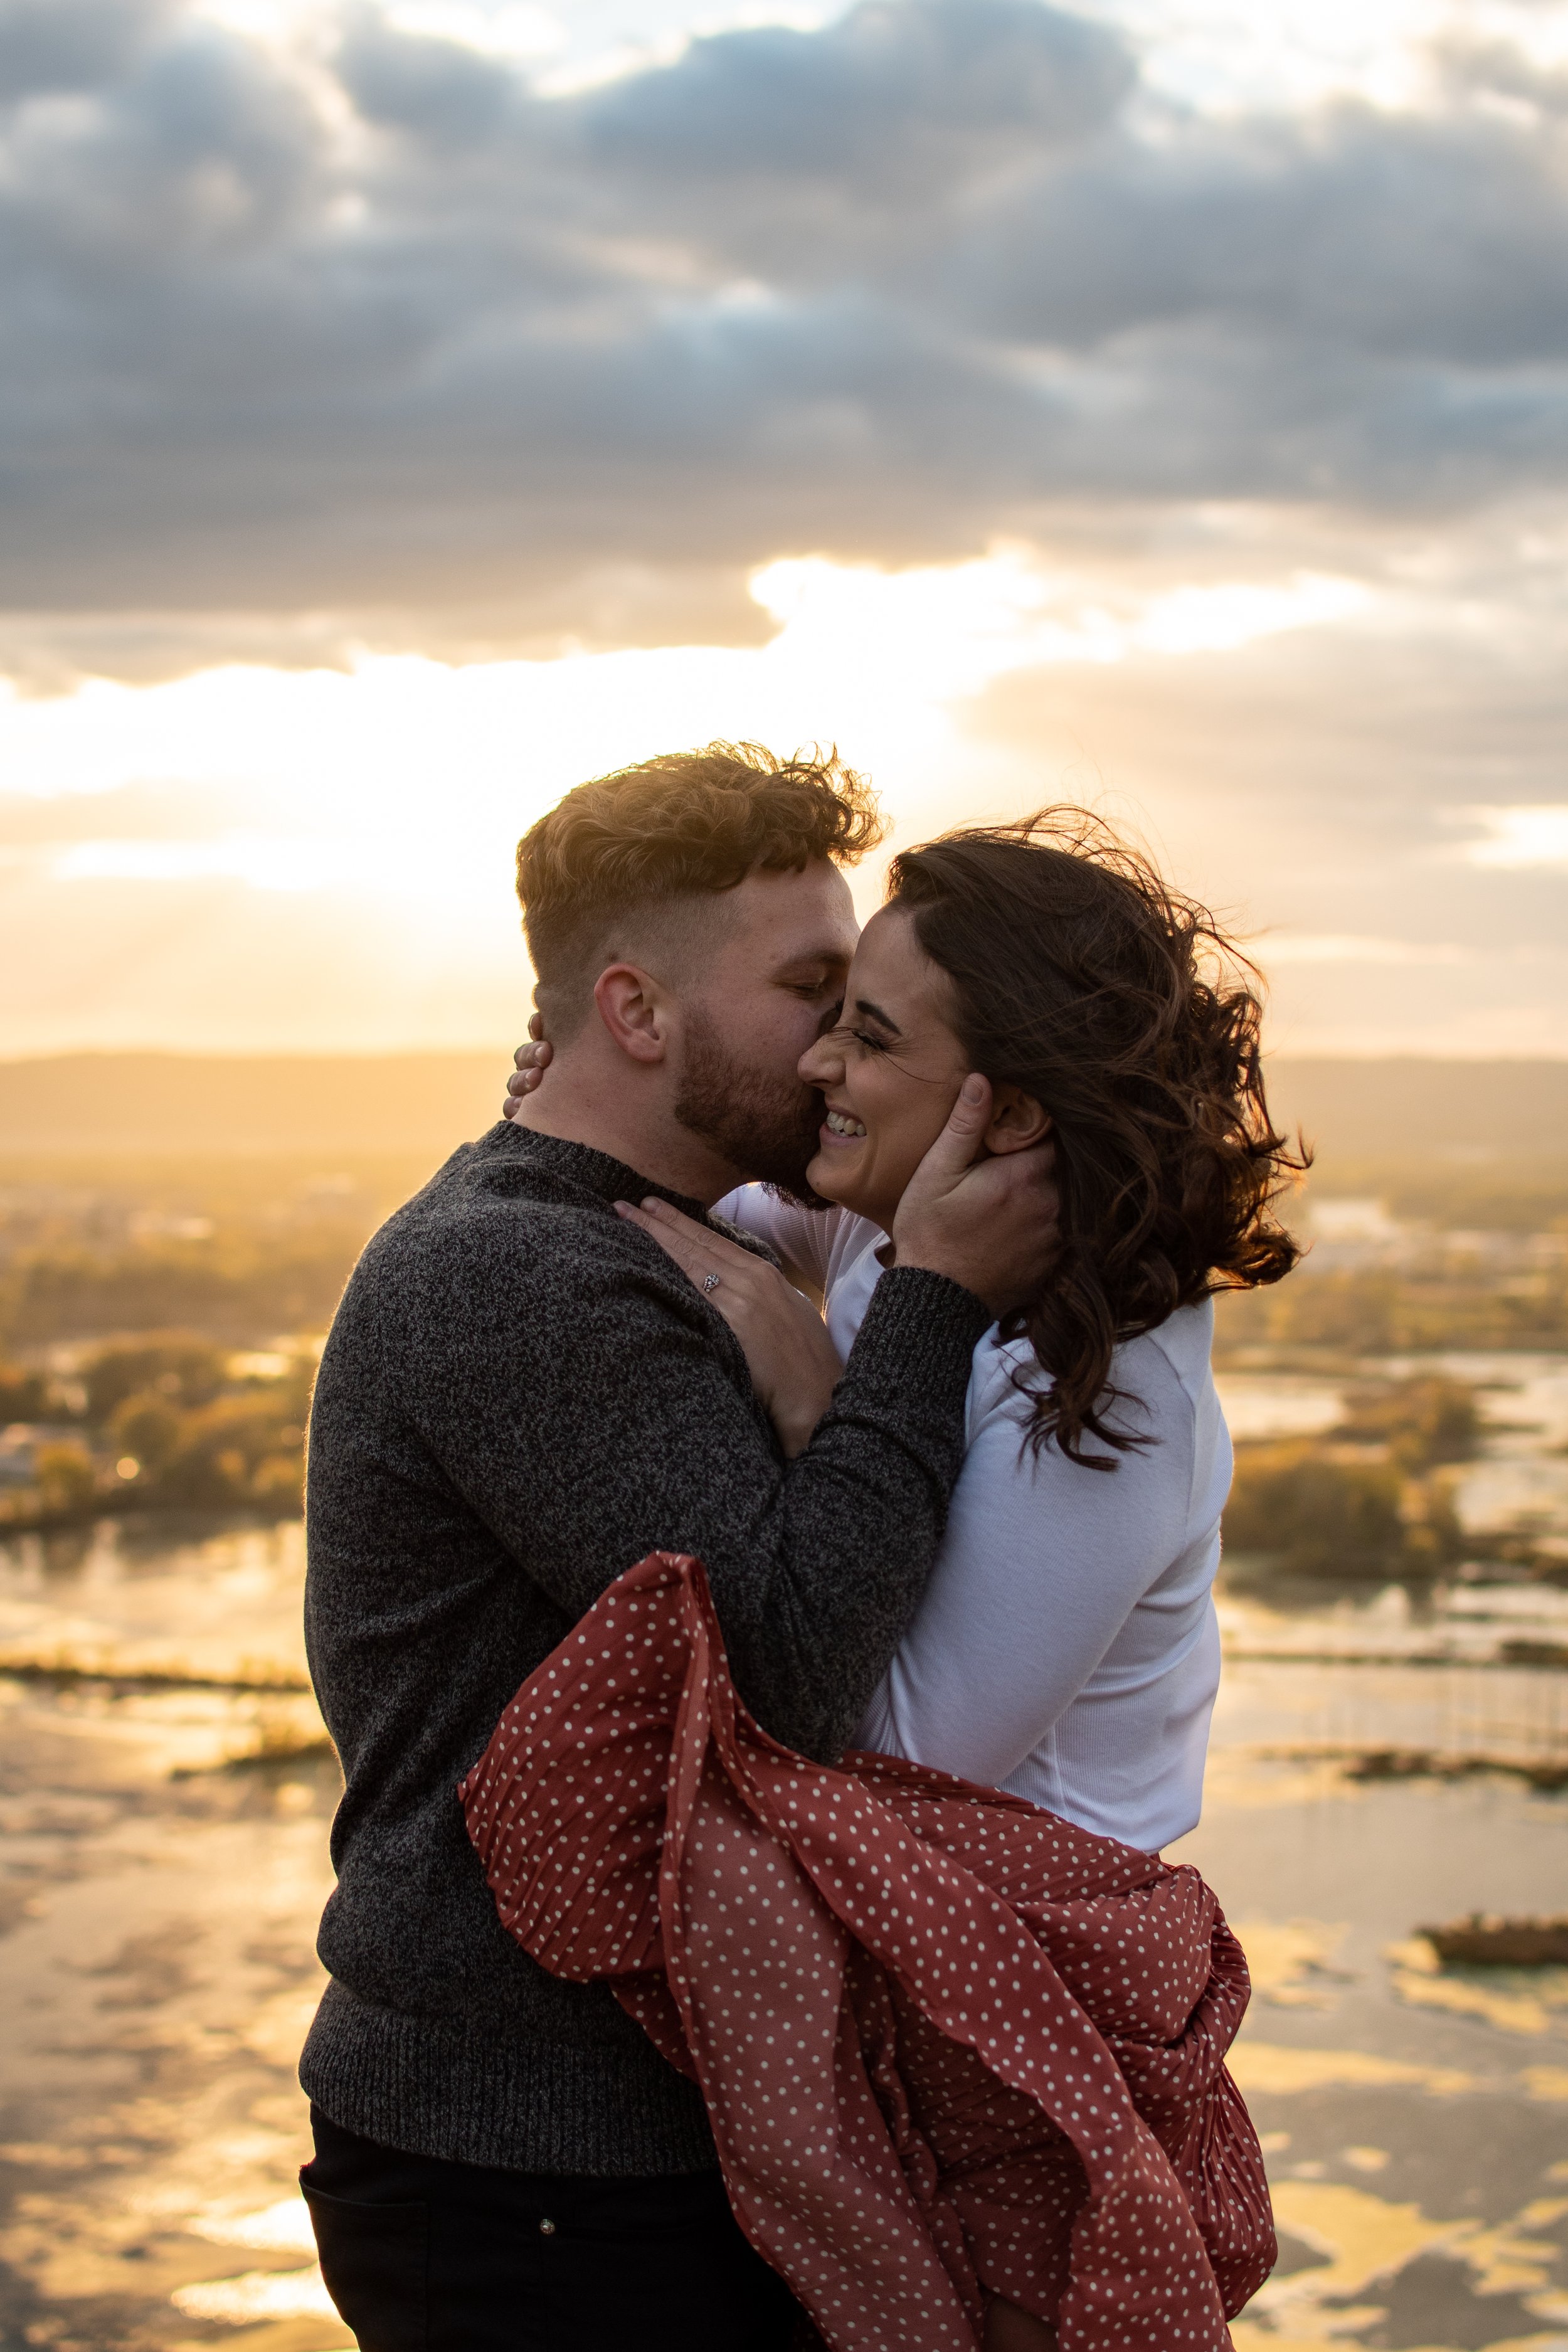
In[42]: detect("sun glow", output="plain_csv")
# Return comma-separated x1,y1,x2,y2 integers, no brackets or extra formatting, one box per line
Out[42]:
1460,804,1568,871
0,546,1474,1055
1,549,1373,901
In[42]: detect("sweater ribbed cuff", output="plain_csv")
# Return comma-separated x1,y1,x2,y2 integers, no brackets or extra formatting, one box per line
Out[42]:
299,1979,718,2176
849,1262,993,1393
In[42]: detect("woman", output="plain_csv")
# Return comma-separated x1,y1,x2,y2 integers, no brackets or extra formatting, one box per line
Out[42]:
517,807,1301,1855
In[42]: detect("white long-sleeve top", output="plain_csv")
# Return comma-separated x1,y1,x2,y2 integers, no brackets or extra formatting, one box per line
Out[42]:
714,1189,1230,1852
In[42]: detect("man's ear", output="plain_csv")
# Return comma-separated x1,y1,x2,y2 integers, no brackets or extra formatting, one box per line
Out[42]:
984,1083,1052,1155
593,963,669,1065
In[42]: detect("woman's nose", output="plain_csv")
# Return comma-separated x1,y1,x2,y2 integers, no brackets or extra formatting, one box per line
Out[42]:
799,1031,841,1085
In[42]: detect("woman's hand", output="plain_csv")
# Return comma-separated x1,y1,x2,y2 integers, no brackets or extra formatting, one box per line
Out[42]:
615,1197,844,1459
503,1015,550,1118
893,1075,1059,1318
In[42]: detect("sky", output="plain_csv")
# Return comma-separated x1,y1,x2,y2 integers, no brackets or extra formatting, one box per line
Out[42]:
3,0,1568,1057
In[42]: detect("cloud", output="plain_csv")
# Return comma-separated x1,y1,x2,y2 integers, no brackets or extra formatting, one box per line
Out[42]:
1458,803,1568,869
47,834,335,889
0,777,233,840
0,535,1562,1056
564,0,1133,216
1,0,1567,667
950,124,1568,378
1260,933,1476,966
0,0,172,98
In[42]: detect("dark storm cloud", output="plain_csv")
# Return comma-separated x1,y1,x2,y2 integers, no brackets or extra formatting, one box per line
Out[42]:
2,0,1567,644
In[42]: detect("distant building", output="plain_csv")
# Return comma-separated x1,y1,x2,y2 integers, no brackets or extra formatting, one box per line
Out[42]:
1301,1197,1414,1273
0,1424,82,1484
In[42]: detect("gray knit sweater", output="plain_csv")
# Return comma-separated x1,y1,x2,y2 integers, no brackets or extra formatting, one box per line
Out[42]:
300,1121,990,2176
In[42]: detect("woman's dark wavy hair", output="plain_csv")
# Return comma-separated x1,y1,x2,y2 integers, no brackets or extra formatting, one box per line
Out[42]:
887,810,1306,1467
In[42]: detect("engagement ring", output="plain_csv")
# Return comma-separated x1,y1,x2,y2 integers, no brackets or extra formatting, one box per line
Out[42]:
702,1272,722,1294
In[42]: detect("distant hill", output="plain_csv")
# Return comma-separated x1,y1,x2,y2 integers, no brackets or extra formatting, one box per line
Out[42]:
3,1051,1568,1165
0,1052,506,1158
1263,1059,1568,1163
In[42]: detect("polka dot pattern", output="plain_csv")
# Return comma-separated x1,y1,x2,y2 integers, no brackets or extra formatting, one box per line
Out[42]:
460,1552,1276,2351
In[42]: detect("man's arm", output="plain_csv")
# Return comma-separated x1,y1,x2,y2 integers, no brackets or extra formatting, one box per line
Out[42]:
401,1224,988,1763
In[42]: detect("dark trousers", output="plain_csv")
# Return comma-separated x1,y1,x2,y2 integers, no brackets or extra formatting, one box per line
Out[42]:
300,2106,802,2351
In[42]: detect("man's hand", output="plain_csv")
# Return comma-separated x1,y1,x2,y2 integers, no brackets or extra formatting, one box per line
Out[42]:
893,1075,1059,1320
504,1016,551,1119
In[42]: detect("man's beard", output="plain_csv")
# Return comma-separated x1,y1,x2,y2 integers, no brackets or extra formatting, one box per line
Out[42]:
674,1010,825,1205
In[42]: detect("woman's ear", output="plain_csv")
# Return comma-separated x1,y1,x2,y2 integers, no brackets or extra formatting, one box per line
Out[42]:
984,1084,1052,1156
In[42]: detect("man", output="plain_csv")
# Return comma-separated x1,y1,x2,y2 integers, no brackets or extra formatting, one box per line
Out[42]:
299,743,1056,2351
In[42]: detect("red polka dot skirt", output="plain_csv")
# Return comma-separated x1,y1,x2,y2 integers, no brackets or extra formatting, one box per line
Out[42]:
460,1552,1276,2349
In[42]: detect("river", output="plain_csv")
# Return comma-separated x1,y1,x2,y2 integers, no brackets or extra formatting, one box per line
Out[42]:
0,1357,1565,2351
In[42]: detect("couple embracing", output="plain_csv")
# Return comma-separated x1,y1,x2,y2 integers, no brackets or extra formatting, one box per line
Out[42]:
299,742,1297,2350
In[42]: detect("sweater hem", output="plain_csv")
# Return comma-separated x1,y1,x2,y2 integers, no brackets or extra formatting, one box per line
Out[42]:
299,1978,718,2176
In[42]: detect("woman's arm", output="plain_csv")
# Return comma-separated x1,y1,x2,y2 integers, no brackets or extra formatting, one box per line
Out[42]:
711,1184,842,1295
617,1199,845,1458
856,1347,1195,1787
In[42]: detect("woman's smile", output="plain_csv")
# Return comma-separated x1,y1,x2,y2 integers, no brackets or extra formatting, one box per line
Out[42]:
796,905,973,1231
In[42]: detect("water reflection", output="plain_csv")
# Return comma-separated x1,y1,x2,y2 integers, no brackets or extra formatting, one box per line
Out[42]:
0,1515,310,1689
1219,1350,1568,1557
0,1395,1564,2349
0,1513,342,2351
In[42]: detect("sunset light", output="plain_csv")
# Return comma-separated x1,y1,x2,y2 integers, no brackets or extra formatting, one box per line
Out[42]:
1,548,1397,1052
3,0,1566,1057
4,8,1568,2352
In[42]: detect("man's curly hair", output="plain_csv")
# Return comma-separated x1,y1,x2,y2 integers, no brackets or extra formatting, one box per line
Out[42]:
517,741,883,1032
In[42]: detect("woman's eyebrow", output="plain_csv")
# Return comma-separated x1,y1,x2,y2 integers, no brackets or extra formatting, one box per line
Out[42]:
854,997,903,1036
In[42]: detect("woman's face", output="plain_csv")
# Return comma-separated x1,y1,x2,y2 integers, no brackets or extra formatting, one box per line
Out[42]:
797,905,972,1232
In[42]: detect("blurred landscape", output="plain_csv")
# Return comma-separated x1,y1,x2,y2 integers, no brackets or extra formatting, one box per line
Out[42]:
6,1050,1568,1574
3,1051,1568,2351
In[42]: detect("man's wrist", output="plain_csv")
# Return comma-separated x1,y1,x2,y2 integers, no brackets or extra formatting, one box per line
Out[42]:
886,1253,992,1315
862,1261,993,1346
